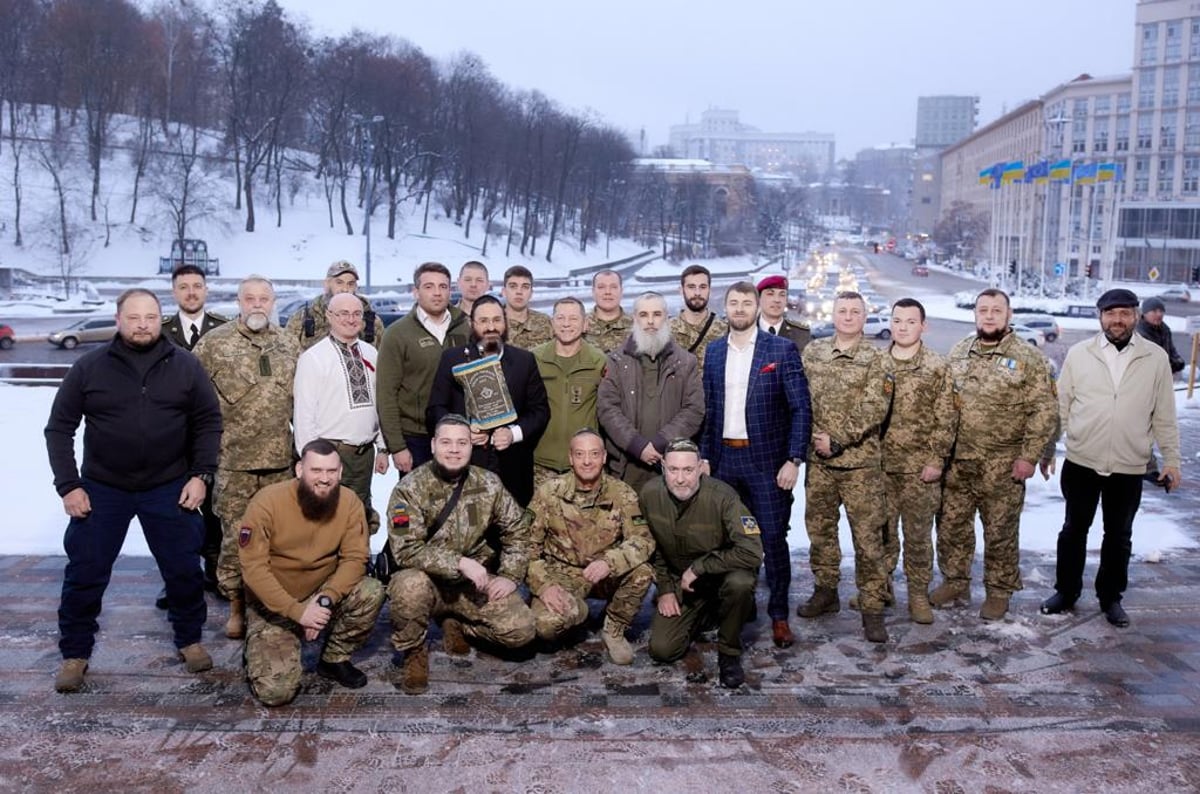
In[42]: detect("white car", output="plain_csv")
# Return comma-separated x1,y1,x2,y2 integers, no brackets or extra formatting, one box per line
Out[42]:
1011,324,1046,347
863,313,892,340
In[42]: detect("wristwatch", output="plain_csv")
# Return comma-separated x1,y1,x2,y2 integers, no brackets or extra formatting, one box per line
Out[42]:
190,472,215,488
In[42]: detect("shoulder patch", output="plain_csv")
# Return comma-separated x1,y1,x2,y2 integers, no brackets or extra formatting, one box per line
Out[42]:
391,503,409,528
238,526,252,547
740,516,760,535
884,372,896,395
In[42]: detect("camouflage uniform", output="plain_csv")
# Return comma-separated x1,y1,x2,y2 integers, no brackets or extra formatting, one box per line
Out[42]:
670,311,728,375
508,309,554,351
881,344,957,589
284,293,387,352
802,337,892,612
939,332,1058,595
193,319,300,598
585,308,633,353
526,472,655,639
386,464,535,652
238,480,384,706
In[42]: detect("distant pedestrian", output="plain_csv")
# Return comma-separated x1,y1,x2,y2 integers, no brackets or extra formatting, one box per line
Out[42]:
1135,296,1185,375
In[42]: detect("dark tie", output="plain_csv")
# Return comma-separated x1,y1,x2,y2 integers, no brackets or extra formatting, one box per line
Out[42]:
188,323,200,348
769,326,778,335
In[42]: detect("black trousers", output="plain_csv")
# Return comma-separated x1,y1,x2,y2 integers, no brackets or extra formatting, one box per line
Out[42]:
1054,459,1143,606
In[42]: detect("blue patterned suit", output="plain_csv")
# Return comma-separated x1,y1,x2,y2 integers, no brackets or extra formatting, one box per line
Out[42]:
701,330,811,620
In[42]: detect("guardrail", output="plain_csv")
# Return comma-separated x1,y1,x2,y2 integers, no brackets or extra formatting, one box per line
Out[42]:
0,363,70,386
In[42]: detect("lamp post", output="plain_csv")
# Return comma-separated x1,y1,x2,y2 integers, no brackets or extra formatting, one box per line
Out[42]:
354,114,385,291
1041,113,1070,297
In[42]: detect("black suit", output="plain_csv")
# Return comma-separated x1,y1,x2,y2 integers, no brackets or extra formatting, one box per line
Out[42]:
164,311,227,351
427,342,550,506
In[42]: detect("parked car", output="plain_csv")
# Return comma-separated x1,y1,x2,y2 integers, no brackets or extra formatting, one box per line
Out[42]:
809,321,834,339
279,294,409,330
1018,314,1061,343
1011,324,1046,348
1157,285,1191,302
48,317,117,349
0,323,13,350
863,313,892,340
911,265,929,277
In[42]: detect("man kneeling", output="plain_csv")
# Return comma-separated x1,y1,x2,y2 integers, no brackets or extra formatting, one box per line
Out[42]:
388,414,536,694
527,429,655,664
238,439,384,706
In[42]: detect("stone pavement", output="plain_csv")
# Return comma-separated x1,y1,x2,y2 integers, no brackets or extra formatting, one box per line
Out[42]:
1,545,1199,792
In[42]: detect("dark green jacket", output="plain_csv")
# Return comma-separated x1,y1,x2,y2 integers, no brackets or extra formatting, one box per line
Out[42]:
639,475,763,600
531,340,607,471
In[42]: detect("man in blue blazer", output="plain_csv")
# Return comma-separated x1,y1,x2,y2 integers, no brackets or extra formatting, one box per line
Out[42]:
700,281,811,648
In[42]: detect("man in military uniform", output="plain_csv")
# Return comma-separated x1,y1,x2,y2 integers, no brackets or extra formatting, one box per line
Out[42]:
502,265,553,349
798,290,892,643
387,414,536,694
877,298,956,624
284,261,386,351
931,288,1058,621
527,429,655,664
642,439,763,689
238,439,385,706
756,274,811,354
532,297,607,487
670,264,727,375
456,260,491,316
377,262,471,474
585,269,633,353
194,275,300,640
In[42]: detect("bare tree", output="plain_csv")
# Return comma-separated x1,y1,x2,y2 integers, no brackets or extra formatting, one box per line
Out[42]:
151,125,223,246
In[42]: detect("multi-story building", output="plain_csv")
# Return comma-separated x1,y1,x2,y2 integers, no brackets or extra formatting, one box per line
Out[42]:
912,96,979,234
853,144,916,231
668,109,836,176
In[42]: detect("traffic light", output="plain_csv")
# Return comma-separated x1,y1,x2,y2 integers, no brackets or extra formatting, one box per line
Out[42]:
1192,265,1199,283
1087,262,1099,279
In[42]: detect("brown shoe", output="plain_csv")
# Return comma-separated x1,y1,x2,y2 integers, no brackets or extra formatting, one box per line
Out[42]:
441,618,470,656
862,613,888,643
908,588,934,625
928,580,970,608
225,596,245,640
400,645,429,695
179,643,213,673
979,592,1010,621
601,616,634,665
796,587,840,618
771,620,795,648
54,659,88,693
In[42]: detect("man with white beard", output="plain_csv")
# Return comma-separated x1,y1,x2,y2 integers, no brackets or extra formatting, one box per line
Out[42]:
194,275,301,640
598,292,705,493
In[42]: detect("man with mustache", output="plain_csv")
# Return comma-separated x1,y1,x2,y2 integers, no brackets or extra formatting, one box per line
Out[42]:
194,275,301,640
1040,289,1181,627
238,439,384,705
931,288,1058,622
670,264,727,375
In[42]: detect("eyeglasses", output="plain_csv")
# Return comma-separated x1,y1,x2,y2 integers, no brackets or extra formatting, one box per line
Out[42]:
331,311,364,320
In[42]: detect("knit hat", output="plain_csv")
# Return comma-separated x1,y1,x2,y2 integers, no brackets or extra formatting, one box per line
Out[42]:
1140,296,1166,314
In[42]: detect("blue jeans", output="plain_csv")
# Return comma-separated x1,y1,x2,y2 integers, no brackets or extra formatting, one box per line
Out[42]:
59,476,206,659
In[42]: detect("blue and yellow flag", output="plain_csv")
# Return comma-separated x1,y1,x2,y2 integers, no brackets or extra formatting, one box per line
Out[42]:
1001,160,1025,184
1074,162,1098,184
1097,163,1116,182
1049,159,1072,182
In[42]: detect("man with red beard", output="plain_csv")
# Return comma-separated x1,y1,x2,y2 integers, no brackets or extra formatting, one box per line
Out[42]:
238,439,384,706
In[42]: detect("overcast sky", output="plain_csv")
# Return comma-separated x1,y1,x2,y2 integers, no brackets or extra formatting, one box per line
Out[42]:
279,0,1136,159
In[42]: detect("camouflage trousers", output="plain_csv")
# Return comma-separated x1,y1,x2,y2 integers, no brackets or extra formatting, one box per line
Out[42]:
530,561,654,641
244,576,385,707
804,463,889,612
883,471,943,589
937,457,1025,594
388,569,536,653
336,443,381,536
214,467,293,599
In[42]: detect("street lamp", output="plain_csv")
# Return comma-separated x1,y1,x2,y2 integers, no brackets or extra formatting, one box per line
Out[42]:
353,114,385,291
1041,112,1070,297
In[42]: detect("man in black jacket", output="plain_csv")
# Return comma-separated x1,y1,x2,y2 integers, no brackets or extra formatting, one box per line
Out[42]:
44,289,223,693
1136,297,1186,375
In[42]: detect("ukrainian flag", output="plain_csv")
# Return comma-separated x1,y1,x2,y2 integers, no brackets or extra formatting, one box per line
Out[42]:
1075,162,1098,184
1049,159,1072,182
978,166,992,185
1001,160,1025,184
1097,163,1116,182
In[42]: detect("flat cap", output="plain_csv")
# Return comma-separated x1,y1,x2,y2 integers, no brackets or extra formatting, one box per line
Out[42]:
327,260,358,279
1096,288,1139,311
756,274,788,292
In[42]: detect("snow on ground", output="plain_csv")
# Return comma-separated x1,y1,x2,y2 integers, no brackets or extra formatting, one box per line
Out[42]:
7,383,1195,559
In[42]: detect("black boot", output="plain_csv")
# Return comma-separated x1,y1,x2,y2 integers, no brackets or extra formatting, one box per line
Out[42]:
717,653,745,689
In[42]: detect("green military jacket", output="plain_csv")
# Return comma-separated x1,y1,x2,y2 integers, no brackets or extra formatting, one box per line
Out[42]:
585,308,633,353
669,310,728,375
508,309,554,351
375,307,470,450
639,475,763,600
531,340,608,471
802,335,890,469
387,464,530,583
881,343,958,474
193,318,299,471
947,331,1058,463
526,472,655,594
284,293,387,352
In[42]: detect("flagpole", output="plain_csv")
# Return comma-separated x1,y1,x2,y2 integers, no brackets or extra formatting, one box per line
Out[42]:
1063,165,1076,298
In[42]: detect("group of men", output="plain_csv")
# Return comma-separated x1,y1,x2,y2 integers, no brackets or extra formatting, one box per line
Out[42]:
44,253,1182,702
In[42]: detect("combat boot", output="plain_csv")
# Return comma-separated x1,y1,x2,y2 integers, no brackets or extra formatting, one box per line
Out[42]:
441,617,470,656
928,580,970,608
717,653,745,688
400,645,429,695
224,595,245,639
178,643,213,673
907,588,934,625
601,616,634,665
54,659,88,693
796,587,840,618
979,591,1010,621
862,613,888,643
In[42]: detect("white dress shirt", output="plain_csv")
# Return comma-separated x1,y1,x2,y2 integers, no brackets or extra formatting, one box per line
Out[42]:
293,335,384,452
722,328,757,439
416,305,451,344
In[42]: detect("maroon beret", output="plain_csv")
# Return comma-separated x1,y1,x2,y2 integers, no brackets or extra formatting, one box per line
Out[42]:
756,275,788,292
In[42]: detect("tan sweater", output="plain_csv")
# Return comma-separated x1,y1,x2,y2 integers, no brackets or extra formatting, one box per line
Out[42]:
238,479,370,622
